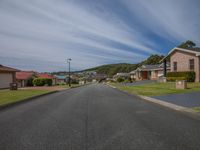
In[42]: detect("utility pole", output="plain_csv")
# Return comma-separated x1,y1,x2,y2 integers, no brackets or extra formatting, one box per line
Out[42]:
67,58,72,87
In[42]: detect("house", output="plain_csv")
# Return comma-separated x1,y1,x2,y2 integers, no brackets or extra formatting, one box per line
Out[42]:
54,75,67,84
113,73,130,80
0,64,19,89
131,64,170,81
16,71,36,87
162,47,200,82
37,73,57,85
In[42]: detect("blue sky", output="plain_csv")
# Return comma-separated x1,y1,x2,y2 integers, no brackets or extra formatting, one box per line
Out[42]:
0,0,200,72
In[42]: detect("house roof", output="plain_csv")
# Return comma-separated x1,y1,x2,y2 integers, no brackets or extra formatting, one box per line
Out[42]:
161,47,200,62
133,63,170,72
16,71,35,80
37,73,55,79
114,73,130,77
54,75,66,80
0,64,19,72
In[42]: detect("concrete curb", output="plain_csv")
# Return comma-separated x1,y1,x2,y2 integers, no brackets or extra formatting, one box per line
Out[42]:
106,83,200,120
138,95,200,119
0,90,59,111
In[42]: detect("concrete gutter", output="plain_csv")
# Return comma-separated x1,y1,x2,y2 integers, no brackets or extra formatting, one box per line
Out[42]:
0,91,59,111
106,83,200,120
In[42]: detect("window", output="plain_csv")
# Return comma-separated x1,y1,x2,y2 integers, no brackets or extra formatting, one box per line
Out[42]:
173,62,177,72
189,59,195,71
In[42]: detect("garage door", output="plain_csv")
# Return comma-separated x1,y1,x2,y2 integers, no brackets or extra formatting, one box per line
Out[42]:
0,73,12,89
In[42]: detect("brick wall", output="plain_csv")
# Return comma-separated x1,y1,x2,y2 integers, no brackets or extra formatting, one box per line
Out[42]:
170,50,200,82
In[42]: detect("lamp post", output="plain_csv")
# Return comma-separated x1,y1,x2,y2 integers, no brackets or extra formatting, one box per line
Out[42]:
67,58,72,87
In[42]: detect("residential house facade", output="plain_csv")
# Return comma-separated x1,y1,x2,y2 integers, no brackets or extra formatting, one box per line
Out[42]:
131,64,170,81
54,75,67,84
0,65,19,89
16,71,36,87
163,47,200,82
113,73,130,80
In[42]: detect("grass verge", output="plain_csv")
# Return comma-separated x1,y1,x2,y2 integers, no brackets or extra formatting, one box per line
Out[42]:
0,89,51,106
193,107,200,112
110,82,200,96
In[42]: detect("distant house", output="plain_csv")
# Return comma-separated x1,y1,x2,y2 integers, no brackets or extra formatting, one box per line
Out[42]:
113,73,130,80
37,73,57,85
162,47,200,82
131,64,170,81
16,71,36,87
0,65,19,89
54,75,67,84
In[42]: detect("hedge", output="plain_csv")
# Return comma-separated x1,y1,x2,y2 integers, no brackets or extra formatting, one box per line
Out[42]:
167,71,195,82
117,77,125,83
33,78,53,86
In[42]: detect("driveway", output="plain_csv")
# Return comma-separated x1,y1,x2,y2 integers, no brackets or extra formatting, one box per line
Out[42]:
152,91,200,108
0,84,200,150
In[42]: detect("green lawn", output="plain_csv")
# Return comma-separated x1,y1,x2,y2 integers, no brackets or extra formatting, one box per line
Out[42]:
0,89,51,106
110,82,200,96
193,107,200,112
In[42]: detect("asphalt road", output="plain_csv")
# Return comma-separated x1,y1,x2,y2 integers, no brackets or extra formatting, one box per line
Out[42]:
0,84,200,150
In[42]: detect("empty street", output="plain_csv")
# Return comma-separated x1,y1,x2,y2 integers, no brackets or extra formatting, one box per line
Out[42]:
0,84,200,150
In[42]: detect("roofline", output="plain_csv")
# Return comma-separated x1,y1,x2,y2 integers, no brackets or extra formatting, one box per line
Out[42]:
160,47,200,62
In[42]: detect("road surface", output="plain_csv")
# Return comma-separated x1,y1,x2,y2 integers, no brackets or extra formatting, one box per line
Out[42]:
0,84,200,150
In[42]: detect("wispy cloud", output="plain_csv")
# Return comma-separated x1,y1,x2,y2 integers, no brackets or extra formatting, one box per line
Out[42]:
0,0,199,71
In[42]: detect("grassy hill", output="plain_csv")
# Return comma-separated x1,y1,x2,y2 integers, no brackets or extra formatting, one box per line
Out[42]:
84,63,138,77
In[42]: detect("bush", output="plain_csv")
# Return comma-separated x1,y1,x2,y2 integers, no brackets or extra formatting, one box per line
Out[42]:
117,77,125,83
33,78,53,86
167,71,195,82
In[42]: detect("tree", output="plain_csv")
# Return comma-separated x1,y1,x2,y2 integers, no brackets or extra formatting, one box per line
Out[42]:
178,40,196,49
141,55,164,65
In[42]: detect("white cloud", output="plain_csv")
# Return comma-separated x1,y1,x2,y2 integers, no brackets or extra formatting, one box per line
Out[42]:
0,0,199,71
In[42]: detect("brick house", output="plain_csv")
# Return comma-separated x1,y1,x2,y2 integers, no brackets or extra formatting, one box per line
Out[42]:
162,47,200,82
0,64,19,89
54,75,67,84
130,64,170,81
16,71,36,87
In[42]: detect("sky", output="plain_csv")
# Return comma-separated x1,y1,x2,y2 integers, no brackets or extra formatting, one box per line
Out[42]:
0,0,200,72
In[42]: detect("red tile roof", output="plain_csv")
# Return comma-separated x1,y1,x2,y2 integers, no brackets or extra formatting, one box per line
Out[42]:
37,73,55,79
16,71,36,80
0,64,19,72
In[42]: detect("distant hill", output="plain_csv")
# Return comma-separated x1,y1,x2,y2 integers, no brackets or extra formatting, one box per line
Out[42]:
84,63,138,77
83,54,164,77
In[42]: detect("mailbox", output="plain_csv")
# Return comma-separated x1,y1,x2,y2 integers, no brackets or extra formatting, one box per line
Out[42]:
176,80,187,89
10,83,18,90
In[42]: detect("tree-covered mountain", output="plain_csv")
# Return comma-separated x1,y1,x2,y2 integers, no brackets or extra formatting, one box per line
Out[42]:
84,54,164,77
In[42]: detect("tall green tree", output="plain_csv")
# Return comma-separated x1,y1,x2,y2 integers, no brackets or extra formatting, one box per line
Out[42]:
178,40,196,49
140,54,164,65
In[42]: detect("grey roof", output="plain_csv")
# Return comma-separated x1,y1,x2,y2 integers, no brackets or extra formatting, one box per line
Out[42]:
185,47,200,52
141,64,160,70
161,47,200,62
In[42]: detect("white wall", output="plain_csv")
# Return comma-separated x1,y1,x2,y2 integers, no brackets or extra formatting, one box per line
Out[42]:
0,73,13,89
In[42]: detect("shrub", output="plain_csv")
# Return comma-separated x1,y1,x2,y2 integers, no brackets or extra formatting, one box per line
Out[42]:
45,78,53,86
167,71,195,82
33,78,53,86
117,77,125,83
